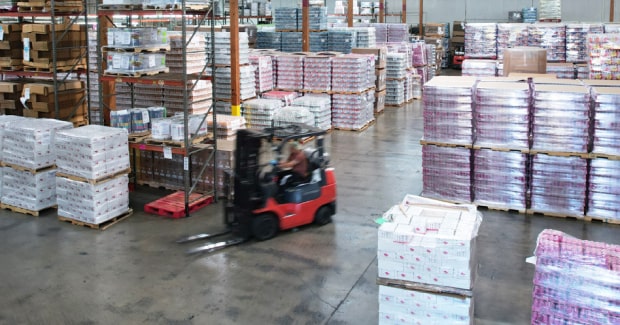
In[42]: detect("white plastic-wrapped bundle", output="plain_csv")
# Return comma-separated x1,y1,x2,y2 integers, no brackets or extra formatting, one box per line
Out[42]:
475,81,530,150
588,158,620,221
385,79,405,106
496,23,529,60
206,32,250,66
273,106,314,127
404,72,421,102
292,94,331,130
566,23,604,63
332,90,375,130
167,31,207,74
387,24,408,43
465,23,497,59
528,23,566,62
189,114,208,137
372,23,387,43
55,125,130,180
250,55,274,94
332,54,375,93
532,230,620,325
531,84,590,153
546,63,575,79
538,0,561,21
215,65,256,100
57,175,129,224
604,23,620,33
206,114,247,139
151,118,172,140
2,167,56,211
591,87,620,155
0,115,25,161
385,53,407,79
461,59,497,77
530,154,587,215
303,55,332,92
587,33,620,80
242,98,283,129
384,42,413,68
3,118,73,170
422,145,471,202
276,55,304,90
473,149,527,210
423,76,475,145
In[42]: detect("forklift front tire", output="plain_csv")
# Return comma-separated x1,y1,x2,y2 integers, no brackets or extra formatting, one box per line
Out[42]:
252,213,279,241
314,206,333,226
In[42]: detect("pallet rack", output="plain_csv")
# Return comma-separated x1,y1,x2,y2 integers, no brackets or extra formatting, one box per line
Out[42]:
96,2,218,216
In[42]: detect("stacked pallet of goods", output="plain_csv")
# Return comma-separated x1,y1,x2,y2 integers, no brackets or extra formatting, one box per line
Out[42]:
331,54,375,131
55,125,132,229
378,194,481,325
353,47,387,115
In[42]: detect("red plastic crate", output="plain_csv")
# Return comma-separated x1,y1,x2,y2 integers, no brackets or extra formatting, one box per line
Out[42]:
144,191,213,218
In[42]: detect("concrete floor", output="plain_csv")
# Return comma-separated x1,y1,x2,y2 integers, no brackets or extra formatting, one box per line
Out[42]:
1,99,620,325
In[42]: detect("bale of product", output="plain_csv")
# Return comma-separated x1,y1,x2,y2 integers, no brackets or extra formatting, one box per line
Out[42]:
292,94,332,130
242,98,283,129
421,145,472,203
54,125,130,180
531,229,620,324
1,167,56,211
272,106,314,128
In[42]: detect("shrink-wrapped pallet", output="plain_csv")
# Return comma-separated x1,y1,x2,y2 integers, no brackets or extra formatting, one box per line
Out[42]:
292,94,332,130
421,145,471,203
2,167,56,211
473,149,527,210
530,154,587,216
242,98,283,129
464,23,497,59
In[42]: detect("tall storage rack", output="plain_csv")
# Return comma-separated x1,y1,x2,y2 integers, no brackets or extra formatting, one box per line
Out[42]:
97,2,218,216
0,1,90,125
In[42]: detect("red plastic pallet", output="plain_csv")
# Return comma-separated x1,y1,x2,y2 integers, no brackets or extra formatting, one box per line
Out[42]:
144,191,213,218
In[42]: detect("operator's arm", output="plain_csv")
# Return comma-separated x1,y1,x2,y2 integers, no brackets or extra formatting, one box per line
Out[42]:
279,157,299,169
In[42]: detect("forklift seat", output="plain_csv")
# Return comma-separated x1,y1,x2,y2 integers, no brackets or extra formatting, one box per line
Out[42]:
304,148,322,180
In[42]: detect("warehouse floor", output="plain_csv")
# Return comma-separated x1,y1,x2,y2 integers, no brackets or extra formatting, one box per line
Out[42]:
1,91,620,325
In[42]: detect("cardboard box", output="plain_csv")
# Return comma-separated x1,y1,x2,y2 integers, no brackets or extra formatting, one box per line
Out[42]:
22,81,83,96
375,89,385,114
452,36,465,44
375,68,386,91
352,47,387,69
503,47,547,76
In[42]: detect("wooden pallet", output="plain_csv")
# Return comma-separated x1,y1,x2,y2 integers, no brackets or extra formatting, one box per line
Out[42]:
331,87,375,95
145,134,207,147
529,149,589,158
376,277,473,298
105,45,171,53
583,215,620,225
0,162,55,174
589,152,620,160
475,203,526,214
385,103,405,108
58,209,133,230
0,203,56,217
128,131,151,143
18,3,83,12
0,65,22,71
333,119,375,132
98,4,142,10
103,67,169,78
23,64,85,72
302,89,331,94
144,3,210,10
56,168,131,185
539,18,561,22
144,192,213,219
472,145,529,153
526,209,585,221
374,109,385,116
419,139,473,149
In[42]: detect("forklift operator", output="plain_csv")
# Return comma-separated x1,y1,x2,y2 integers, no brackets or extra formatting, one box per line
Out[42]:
278,141,308,185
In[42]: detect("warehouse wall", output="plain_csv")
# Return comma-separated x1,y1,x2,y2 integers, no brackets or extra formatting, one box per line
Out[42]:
281,0,619,25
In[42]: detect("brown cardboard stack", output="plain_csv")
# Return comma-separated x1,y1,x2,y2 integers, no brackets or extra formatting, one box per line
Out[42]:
20,80,88,126
22,23,86,70
0,23,22,70
0,81,23,115
503,47,547,76
353,47,386,115
452,21,465,45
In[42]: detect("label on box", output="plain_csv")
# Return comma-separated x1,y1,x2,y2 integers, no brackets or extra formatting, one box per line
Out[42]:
23,38,29,61
142,110,150,123
148,55,155,68
183,157,189,171
0,26,4,41
163,147,172,159
112,54,122,69
119,31,131,45
24,87,30,100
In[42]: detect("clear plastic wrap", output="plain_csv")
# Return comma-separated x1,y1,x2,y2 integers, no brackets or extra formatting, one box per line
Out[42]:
532,84,590,152
473,149,527,209
309,31,328,52
588,158,620,221
206,32,250,65
546,63,575,79
292,94,332,130
2,167,56,211
530,155,587,215
522,7,538,23
105,52,166,74
538,0,561,21
328,29,357,53
465,23,497,59
332,90,374,129
273,106,314,127
303,55,332,92
527,24,566,62
386,53,407,79
57,175,129,224
531,229,620,325
422,145,472,202
352,26,376,48
591,87,620,155
167,31,206,74
372,23,388,43
261,90,300,106
387,23,408,43
107,27,168,49
242,98,283,129
332,54,375,93
497,23,529,61
385,79,405,106
410,40,428,67
587,33,620,80
275,55,304,89
462,59,497,77
566,23,604,63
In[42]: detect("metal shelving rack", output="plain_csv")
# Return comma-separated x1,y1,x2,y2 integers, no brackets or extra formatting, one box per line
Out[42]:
0,5,91,124
96,2,218,216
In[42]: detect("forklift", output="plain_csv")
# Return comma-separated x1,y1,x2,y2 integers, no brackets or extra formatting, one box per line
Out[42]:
178,123,337,254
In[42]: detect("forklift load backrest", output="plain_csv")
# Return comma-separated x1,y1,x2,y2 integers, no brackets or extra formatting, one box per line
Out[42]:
304,148,321,173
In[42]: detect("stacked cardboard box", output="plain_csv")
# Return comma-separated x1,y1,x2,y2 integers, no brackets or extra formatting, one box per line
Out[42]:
292,94,332,130
0,81,24,115
1,118,73,212
22,23,86,70
55,125,131,225
378,195,481,324
167,31,206,74
0,23,22,70
531,230,620,324
21,80,87,127
250,54,274,94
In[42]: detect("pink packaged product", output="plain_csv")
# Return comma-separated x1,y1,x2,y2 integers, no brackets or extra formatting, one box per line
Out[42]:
261,90,300,106
531,229,620,325
421,145,472,203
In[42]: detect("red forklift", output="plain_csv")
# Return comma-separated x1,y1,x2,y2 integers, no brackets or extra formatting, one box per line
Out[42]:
178,124,337,254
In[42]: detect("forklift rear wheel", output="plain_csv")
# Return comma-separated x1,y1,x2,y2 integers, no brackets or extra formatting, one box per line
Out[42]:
252,213,279,241
314,206,332,226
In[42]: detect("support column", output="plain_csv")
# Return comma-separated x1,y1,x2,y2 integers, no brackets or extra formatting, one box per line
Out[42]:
230,0,241,116
401,0,406,23
379,0,384,23
347,0,353,27
302,0,309,52
419,0,423,38
612,0,615,22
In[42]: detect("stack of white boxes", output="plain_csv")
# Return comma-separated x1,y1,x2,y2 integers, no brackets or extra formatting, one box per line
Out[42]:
377,194,482,325
55,125,131,225
1,118,73,212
